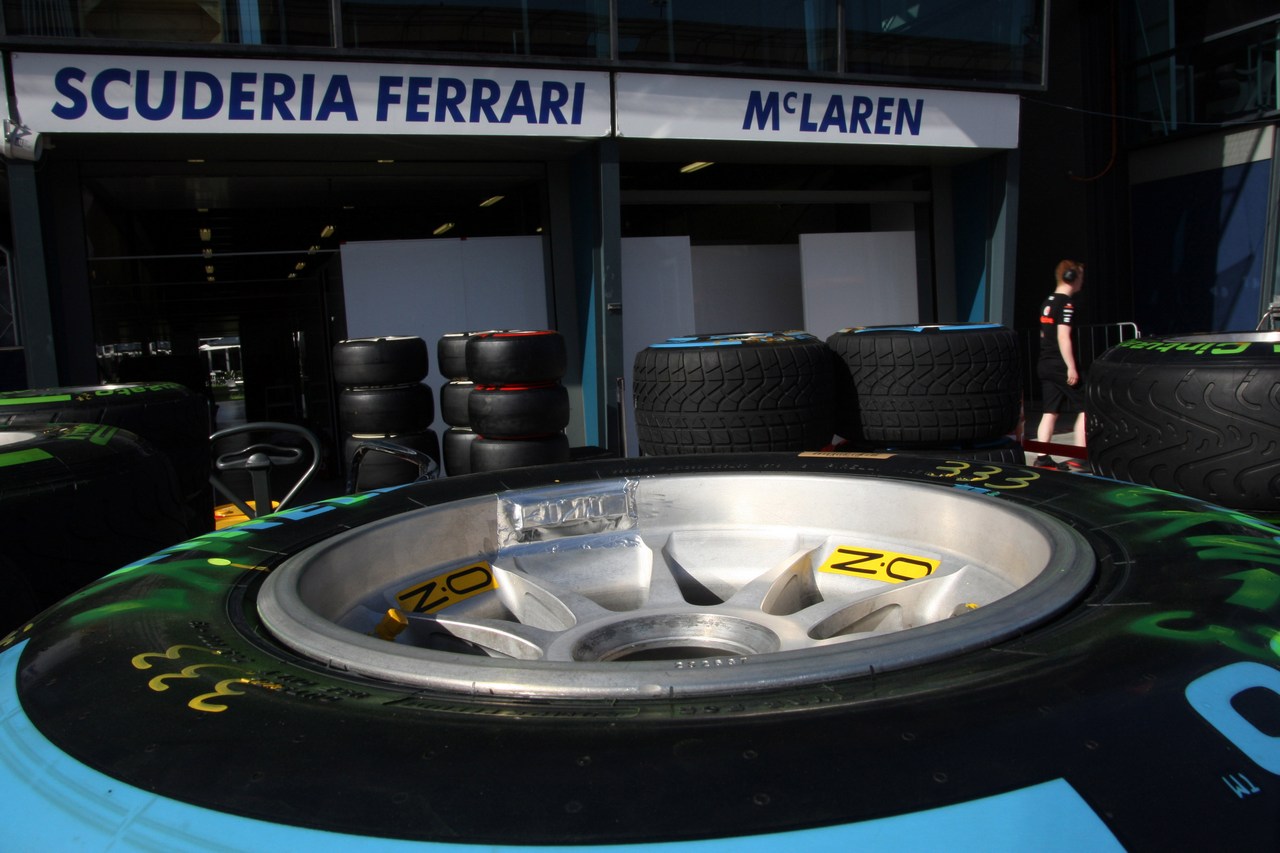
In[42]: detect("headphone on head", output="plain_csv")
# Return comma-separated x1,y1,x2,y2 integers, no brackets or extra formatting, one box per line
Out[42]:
1062,265,1079,284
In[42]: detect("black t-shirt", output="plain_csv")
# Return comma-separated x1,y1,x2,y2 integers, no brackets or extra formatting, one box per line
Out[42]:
1038,291,1075,368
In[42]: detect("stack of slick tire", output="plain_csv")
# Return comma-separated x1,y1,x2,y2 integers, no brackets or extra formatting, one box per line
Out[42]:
632,331,836,455
1086,331,1280,513
439,330,571,474
0,382,212,536
334,336,438,490
826,324,1023,462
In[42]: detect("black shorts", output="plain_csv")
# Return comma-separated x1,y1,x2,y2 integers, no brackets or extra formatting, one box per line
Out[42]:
1038,362,1085,414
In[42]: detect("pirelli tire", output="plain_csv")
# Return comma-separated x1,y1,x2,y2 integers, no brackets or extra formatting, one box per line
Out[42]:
465,330,567,385
0,382,212,536
436,332,478,380
332,336,429,388
468,383,570,438
439,380,474,427
827,324,1022,447
337,383,434,436
632,332,836,454
470,432,571,472
3,453,1278,850
442,426,479,476
0,423,188,631
343,431,441,490
1086,332,1280,511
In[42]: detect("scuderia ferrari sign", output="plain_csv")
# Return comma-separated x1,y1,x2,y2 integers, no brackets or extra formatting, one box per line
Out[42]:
10,53,612,136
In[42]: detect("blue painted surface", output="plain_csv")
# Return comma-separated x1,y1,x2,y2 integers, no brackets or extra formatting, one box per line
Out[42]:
0,639,1124,852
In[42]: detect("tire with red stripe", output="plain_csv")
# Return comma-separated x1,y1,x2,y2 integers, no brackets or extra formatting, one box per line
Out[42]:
468,383,569,438
465,330,567,385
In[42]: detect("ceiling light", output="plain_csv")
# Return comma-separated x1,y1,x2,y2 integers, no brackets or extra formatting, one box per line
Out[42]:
308,245,319,255
479,195,505,208
188,159,205,164
679,161,714,174
433,222,455,236
376,159,394,164
295,261,307,271
206,275,215,283
196,207,209,213
288,273,297,280
202,248,213,259
198,227,212,241
204,265,214,274
320,224,335,238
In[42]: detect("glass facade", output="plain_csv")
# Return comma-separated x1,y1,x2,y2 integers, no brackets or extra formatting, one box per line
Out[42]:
0,1,1045,88
1124,1,1280,138
847,0,1043,85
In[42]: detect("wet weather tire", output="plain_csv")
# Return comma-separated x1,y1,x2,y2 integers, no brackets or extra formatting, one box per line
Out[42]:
1086,332,1280,511
826,324,1021,447
632,332,835,454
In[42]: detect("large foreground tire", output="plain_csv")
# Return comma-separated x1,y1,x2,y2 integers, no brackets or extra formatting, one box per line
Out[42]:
633,331,835,454
827,324,1021,447
1086,332,1280,511
3,453,1277,848
0,423,187,631
0,382,211,535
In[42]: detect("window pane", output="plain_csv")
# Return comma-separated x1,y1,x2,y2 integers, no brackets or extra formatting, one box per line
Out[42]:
617,0,838,72
341,0,609,57
1,0,334,46
847,0,1044,86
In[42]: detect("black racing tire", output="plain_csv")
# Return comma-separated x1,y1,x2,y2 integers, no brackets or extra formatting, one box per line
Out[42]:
3,453,1279,849
465,330,567,385
826,324,1021,447
442,426,479,476
337,383,434,436
0,423,188,631
343,431,440,490
332,337,428,388
471,432,571,471
437,332,477,380
439,380,474,427
468,383,570,438
632,331,835,455
828,434,1025,464
1086,332,1280,511
0,382,212,536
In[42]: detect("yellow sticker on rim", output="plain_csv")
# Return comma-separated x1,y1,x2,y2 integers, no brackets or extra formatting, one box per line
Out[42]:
395,561,498,614
818,546,940,584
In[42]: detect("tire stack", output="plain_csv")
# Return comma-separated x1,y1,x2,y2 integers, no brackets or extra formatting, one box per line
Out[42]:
825,324,1023,461
334,336,439,489
440,330,572,474
632,331,836,455
437,332,480,476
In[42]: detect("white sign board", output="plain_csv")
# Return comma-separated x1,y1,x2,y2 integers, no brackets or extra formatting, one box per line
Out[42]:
10,53,613,136
615,73,1019,149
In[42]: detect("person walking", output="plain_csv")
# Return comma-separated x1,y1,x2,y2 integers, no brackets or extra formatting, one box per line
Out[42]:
1034,260,1086,470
